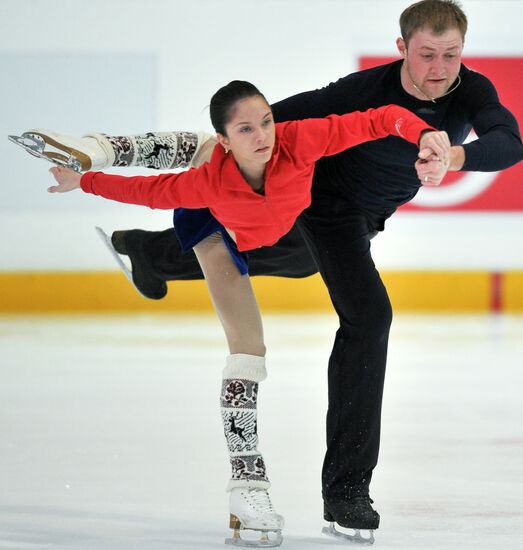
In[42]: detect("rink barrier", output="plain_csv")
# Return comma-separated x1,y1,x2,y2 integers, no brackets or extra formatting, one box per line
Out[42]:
0,271,522,314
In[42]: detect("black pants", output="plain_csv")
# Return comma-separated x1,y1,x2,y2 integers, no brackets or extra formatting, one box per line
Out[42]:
297,183,392,503
136,222,318,281
131,199,391,503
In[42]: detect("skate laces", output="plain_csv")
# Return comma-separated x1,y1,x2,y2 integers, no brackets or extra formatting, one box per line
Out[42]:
243,488,276,513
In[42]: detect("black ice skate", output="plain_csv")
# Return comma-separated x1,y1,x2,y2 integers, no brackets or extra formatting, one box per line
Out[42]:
8,132,85,172
95,227,167,300
99,227,168,300
322,496,379,545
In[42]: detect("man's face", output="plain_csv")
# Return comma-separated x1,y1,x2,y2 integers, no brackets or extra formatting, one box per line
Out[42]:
399,27,464,100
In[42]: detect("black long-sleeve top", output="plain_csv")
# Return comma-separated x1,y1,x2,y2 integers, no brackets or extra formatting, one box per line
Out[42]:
271,60,523,218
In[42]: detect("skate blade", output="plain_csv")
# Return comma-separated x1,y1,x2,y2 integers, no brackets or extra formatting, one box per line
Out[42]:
322,522,375,545
225,528,282,548
8,134,45,154
94,226,148,299
8,134,82,173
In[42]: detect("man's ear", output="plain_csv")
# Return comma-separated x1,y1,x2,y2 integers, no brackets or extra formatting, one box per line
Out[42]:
396,37,407,57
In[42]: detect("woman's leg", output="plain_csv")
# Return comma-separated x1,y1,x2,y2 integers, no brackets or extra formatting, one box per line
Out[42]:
193,233,265,357
193,233,283,542
10,128,213,171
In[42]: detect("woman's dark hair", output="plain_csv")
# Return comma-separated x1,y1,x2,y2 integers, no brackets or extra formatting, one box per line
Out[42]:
210,80,269,135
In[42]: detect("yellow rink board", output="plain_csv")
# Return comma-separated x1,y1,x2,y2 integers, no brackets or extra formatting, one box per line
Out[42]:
0,271,522,313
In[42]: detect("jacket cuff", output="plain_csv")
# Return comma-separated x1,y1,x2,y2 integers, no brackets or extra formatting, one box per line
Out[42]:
80,172,96,194
414,125,437,145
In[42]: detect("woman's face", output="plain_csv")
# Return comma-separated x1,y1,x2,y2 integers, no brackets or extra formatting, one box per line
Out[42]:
218,95,275,167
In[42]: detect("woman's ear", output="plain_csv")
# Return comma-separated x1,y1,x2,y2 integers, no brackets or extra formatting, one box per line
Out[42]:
216,133,230,154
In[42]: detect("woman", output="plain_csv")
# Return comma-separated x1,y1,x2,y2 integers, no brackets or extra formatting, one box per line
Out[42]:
46,80,449,547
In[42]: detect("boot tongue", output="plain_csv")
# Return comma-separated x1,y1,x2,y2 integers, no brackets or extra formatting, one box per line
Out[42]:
248,488,274,511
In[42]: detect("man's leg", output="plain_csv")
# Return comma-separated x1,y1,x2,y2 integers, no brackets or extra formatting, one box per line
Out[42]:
111,223,318,299
298,202,391,531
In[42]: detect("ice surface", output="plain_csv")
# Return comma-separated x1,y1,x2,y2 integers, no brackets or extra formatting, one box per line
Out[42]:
1,314,522,549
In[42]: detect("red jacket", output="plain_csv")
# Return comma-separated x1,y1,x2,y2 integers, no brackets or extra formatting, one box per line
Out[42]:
81,105,432,251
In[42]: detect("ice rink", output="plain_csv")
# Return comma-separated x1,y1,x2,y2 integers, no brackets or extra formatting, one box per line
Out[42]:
1,313,522,550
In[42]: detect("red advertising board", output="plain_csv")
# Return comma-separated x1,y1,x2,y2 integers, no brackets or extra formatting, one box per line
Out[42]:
359,57,523,211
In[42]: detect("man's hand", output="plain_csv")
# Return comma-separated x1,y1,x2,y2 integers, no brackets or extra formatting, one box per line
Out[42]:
48,166,82,193
415,158,448,186
417,130,451,186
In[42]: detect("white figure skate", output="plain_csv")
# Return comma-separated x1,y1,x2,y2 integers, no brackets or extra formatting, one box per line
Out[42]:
8,129,108,172
226,488,284,547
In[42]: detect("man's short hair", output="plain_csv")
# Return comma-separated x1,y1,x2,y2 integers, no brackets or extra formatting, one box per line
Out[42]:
400,0,468,45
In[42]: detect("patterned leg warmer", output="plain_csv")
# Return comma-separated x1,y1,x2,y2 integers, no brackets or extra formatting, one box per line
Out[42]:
221,354,270,491
83,131,212,170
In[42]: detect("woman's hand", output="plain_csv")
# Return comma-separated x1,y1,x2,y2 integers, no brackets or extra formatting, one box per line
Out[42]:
418,130,450,164
48,166,82,193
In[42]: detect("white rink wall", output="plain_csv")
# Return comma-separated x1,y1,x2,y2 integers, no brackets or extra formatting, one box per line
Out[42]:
1,0,522,271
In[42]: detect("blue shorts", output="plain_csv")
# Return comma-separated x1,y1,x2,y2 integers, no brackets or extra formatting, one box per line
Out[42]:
172,208,249,275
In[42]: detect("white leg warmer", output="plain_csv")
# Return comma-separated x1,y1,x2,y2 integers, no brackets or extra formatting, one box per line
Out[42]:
84,131,213,170
220,354,270,491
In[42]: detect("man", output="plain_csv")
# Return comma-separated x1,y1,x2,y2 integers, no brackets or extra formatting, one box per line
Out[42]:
11,0,523,541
